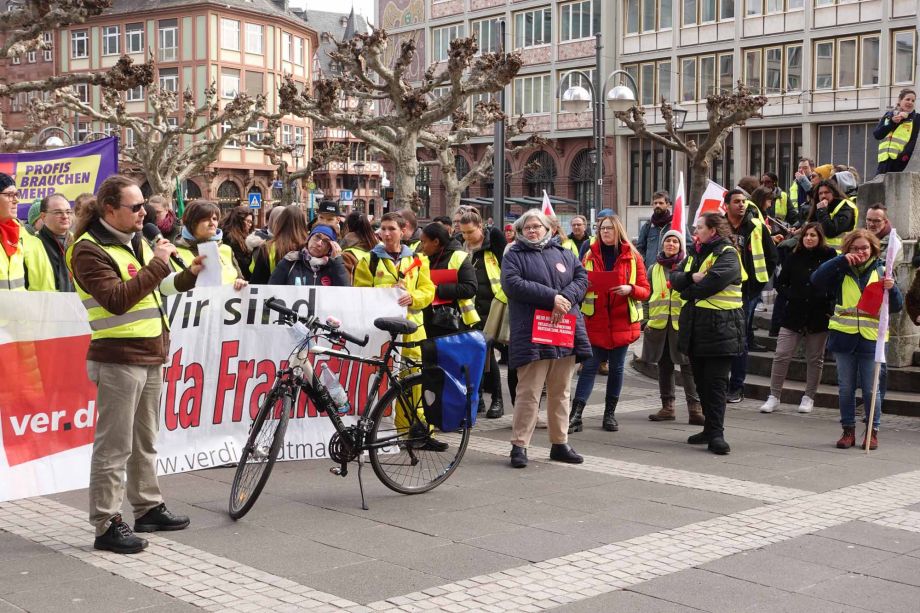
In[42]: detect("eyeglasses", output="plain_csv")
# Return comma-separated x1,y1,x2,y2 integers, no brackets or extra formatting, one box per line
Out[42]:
850,245,872,252
865,218,885,225
116,202,145,213
522,224,545,232
598,226,615,232
47,210,73,217
0,190,18,199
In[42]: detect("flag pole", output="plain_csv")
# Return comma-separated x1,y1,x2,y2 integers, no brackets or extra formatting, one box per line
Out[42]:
864,363,881,454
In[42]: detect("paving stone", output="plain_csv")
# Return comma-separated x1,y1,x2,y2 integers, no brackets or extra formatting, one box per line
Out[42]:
801,573,920,613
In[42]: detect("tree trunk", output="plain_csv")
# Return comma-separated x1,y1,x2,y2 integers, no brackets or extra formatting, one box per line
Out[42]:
393,135,420,212
688,156,712,222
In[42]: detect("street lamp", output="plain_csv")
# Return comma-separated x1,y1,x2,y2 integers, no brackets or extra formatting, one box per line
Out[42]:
36,126,72,149
353,161,366,215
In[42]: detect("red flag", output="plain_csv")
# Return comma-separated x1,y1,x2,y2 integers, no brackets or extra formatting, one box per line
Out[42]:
694,180,727,223
541,190,555,217
671,172,685,233
857,281,885,317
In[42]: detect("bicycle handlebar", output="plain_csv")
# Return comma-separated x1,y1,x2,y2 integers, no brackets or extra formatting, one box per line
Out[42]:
265,297,369,347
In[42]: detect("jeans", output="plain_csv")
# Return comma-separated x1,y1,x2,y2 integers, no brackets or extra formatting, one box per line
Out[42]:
729,293,761,392
573,345,629,403
834,350,882,428
690,354,733,437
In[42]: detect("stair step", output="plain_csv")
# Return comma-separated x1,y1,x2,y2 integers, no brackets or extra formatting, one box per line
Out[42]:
744,352,920,394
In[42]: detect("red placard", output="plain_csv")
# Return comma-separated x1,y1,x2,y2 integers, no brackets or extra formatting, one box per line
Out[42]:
531,309,576,348
429,268,458,306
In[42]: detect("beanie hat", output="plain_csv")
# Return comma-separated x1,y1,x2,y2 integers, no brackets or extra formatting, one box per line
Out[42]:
597,208,614,218
28,199,42,225
814,164,834,181
0,173,14,193
310,224,337,242
661,229,685,254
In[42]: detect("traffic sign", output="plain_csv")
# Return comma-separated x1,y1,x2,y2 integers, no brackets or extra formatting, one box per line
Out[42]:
248,192,262,209
272,180,284,189
340,189,353,201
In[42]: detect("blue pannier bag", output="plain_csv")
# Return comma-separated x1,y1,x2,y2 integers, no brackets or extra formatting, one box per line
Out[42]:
419,330,487,431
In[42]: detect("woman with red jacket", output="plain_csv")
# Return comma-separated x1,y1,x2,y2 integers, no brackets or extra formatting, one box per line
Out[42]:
568,214,650,433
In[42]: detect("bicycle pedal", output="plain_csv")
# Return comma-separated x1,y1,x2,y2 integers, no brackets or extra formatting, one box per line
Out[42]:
329,466,348,477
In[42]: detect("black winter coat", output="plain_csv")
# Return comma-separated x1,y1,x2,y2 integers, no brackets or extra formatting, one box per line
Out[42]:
730,207,778,297
36,226,74,292
874,110,918,174
671,237,745,358
267,251,349,287
465,228,506,317
775,245,837,333
423,240,479,337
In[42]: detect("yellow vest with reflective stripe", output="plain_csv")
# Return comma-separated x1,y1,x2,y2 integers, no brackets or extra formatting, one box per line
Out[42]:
0,222,55,291
67,233,167,340
695,245,744,311
175,243,237,285
353,251,435,346
446,250,481,326
249,243,277,274
828,267,885,341
774,190,795,220
747,217,770,283
483,250,506,304
878,119,913,162
646,262,682,330
0,234,26,290
343,245,371,264
581,253,641,324
561,238,579,257
824,199,859,252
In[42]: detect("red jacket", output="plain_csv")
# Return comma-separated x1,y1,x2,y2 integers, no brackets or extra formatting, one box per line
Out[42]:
582,240,651,349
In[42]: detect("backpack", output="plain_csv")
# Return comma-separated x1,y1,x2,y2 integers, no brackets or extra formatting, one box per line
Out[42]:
419,330,487,431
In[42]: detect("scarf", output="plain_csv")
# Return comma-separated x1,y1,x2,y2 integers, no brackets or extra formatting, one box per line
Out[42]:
650,208,672,228
657,250,684,269
180,225,223,243
156,209,178,236
516,231,553,251
0,218,20,258
308,255,329,272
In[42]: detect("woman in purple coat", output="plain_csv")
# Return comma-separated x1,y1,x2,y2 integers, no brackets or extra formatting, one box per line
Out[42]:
500,209,592,468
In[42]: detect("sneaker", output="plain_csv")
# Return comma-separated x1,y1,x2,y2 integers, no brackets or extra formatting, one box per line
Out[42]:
510,445,528,468
759,395,780,413
94,515,148,554
726,388,744,404
797,396,814,414
133,503,190,533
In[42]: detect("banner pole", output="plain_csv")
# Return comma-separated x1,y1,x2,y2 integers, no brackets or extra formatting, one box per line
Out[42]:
864,362,881,455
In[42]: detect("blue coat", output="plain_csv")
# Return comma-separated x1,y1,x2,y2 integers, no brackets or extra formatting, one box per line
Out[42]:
501,239,592,369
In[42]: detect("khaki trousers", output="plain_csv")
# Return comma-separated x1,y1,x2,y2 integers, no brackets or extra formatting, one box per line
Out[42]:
511,355,577,448
87,361,164,535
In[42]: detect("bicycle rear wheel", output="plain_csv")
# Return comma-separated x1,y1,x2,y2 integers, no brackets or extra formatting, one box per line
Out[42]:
367,373,470,494
228,386,291,519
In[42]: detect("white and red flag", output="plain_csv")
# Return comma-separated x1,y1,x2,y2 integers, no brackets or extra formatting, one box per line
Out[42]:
542,190,555,217
671,172,686,233
694,180,728,223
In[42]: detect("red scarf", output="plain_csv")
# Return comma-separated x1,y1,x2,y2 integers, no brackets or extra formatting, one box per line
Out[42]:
0,218,20,258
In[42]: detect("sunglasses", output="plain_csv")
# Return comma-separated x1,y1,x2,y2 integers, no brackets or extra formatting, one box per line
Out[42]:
116,202,145,213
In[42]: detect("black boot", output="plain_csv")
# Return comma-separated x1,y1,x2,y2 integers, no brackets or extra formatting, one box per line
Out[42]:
477,394,486,414
510,445,528,468
602,397,619,432
568,399,586,433
94,515,148,554
549,443,584,464
486,395,504,418
708,435,731,455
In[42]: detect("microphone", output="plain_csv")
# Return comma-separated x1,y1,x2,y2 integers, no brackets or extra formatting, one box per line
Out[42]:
142,223,187,270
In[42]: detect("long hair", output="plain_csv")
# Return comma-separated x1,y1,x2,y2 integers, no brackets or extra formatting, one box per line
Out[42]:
806,179,847,222
840,228,881,260
73,174,137,238
182,200,221,239
220,206,253,253
749,186,775,214
344,210,378,249
596,214,635,253
793,222,828,254
700,212,731,239
267,206,309,256
421,221,452,248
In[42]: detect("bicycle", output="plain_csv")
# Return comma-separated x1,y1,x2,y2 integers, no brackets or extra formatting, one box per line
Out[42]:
228,298,473,518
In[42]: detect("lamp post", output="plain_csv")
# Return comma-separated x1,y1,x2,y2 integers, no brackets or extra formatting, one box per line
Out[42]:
491,19,506,226
36,126,72,149
558,32,638,216
292,139,304,205
669,104,688,194
353,160,366,215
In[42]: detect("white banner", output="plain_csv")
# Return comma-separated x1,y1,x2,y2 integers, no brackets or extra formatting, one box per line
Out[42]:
0,286,403,502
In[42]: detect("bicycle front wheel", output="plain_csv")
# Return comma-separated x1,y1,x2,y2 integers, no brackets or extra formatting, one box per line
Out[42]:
228,387,291,519
367,373,470,494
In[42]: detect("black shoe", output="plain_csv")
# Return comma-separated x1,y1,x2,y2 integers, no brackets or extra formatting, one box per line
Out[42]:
687,431,711,445
549,443,584,464
94,515,148,554
602,397,619,432
134,503,190,533
510,445,528,468
750,341,769,352
486,397,504,419
420,438,449,452
477,394,486,414
726,388,744,404
708,436,731,455
568,399,586,433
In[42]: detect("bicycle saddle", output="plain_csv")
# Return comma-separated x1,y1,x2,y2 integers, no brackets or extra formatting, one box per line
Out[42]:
374,317,418,335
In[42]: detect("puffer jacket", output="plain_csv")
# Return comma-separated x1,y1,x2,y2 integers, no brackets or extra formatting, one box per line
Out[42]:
501,238,592,369
670,236,745,358
775,245,837,333
582,239,651,349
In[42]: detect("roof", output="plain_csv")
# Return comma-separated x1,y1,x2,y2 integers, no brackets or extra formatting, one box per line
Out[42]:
304,8,369,77
100,0,313,32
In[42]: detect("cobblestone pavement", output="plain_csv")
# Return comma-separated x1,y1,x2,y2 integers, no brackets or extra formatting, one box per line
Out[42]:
2,366,920,612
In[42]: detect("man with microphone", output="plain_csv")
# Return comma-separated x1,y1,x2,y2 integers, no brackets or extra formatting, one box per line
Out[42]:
68,175,204,554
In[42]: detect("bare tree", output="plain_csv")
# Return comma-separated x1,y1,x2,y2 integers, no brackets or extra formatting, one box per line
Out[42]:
615,85,768,215
279,28,521,211
55,70,267,196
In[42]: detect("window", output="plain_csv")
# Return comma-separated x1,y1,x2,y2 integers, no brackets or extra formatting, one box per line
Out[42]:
682,0,697,26
472,17,501,54
642,0,657,31
74,121,89,144
640,63,655,105
765,47,782,93
813,36,881,91
622,62,671,106
282,32,291,61
893,30,916,85
748,127,802,189
628,138,672,205
766,0,784,12
125,127,136,149
221,69,240,98
513,73,551,115
222,122,240,148
746,0,762,16
524,151,557,197
678,53,731,100
681,57,696,102
244,71,263,96
627,0,639,33
126,23,143,54
861,35,879,87
558,69,594,110
126,85,143,101
245,23,263,54
43,50,52,62
293,37,303,65
721,0,734,19
159,67,178,92
294,126,305,144
683,0,731,25
786,45,802,92
719,54,734,93
815,41,834,90
817,122,876,182
514,7,551,48
27,50,35,63
71,30,88,59
74,83,89,103
699,55,716,97
570,149,599,212
102,25,119,56
743,45,800,94
560,1,595,41
432,24,464,62
11,55,19,64
221,19,240,51
281,124,292,145
159,19,178,62
700,0,716,22
837,38,857,89
661,0,673,28
416,165,430,219
246,121,263,148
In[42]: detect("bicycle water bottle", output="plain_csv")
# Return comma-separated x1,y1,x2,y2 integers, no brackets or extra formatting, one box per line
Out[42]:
317,363,349,414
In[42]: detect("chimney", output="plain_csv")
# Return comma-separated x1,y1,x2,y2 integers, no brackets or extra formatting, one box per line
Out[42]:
272,0,290,12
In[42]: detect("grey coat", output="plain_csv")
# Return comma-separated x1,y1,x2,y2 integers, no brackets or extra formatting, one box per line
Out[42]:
640,319,688,366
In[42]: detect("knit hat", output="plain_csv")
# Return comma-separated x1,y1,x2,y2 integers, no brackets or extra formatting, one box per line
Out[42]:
661,229,685,255
0,173,14,193
814,164,834,181
310,224,337,242
597,208,614,218
28,199,42,225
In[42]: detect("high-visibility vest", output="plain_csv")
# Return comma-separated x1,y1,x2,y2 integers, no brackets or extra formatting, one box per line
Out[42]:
444,250,481,326
747,217,770,283
483,250,506,304
343,245,371,265
249,243,277,274
175,243,237,285
353,251,435,346
774,190,796,221
561,238,579,257
0,223,55,291
824,199,859,252
878,118,913,162
0,237,26,290
745,200,766,223
581,252,641,323
646,262,682,330
694,245,745,311
67,233,167,340
828,266,886,341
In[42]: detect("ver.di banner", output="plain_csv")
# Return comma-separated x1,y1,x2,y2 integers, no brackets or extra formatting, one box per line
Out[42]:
0,136,119,219
0,286,403,503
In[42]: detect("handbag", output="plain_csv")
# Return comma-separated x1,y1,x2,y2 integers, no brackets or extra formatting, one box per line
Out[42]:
430,305,462,331
482,297,507,342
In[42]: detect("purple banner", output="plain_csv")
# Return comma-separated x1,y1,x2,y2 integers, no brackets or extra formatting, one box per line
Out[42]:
0,137,119,220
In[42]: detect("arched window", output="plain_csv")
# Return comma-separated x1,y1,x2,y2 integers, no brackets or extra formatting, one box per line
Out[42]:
416,164,430,218
570,149,600,214
484,160,512,198
183,180,202,200
525,151,557,197
217,180,241,202
455,155,471,199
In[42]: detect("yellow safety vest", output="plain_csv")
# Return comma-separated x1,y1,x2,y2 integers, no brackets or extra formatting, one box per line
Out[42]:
646,262,682,330
581,252,641,324
824,199,859,252
694,245,745,311
343,245,371,264
445,250,481,326
878,119,913,162
747,217,769,283
175,243,237,285
745,200,766,223
0,223,55,291
483,250,506,304
828,266,885,341
67,233,167,340
774,190,795,221
561,238,579,257
249,243,277,275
